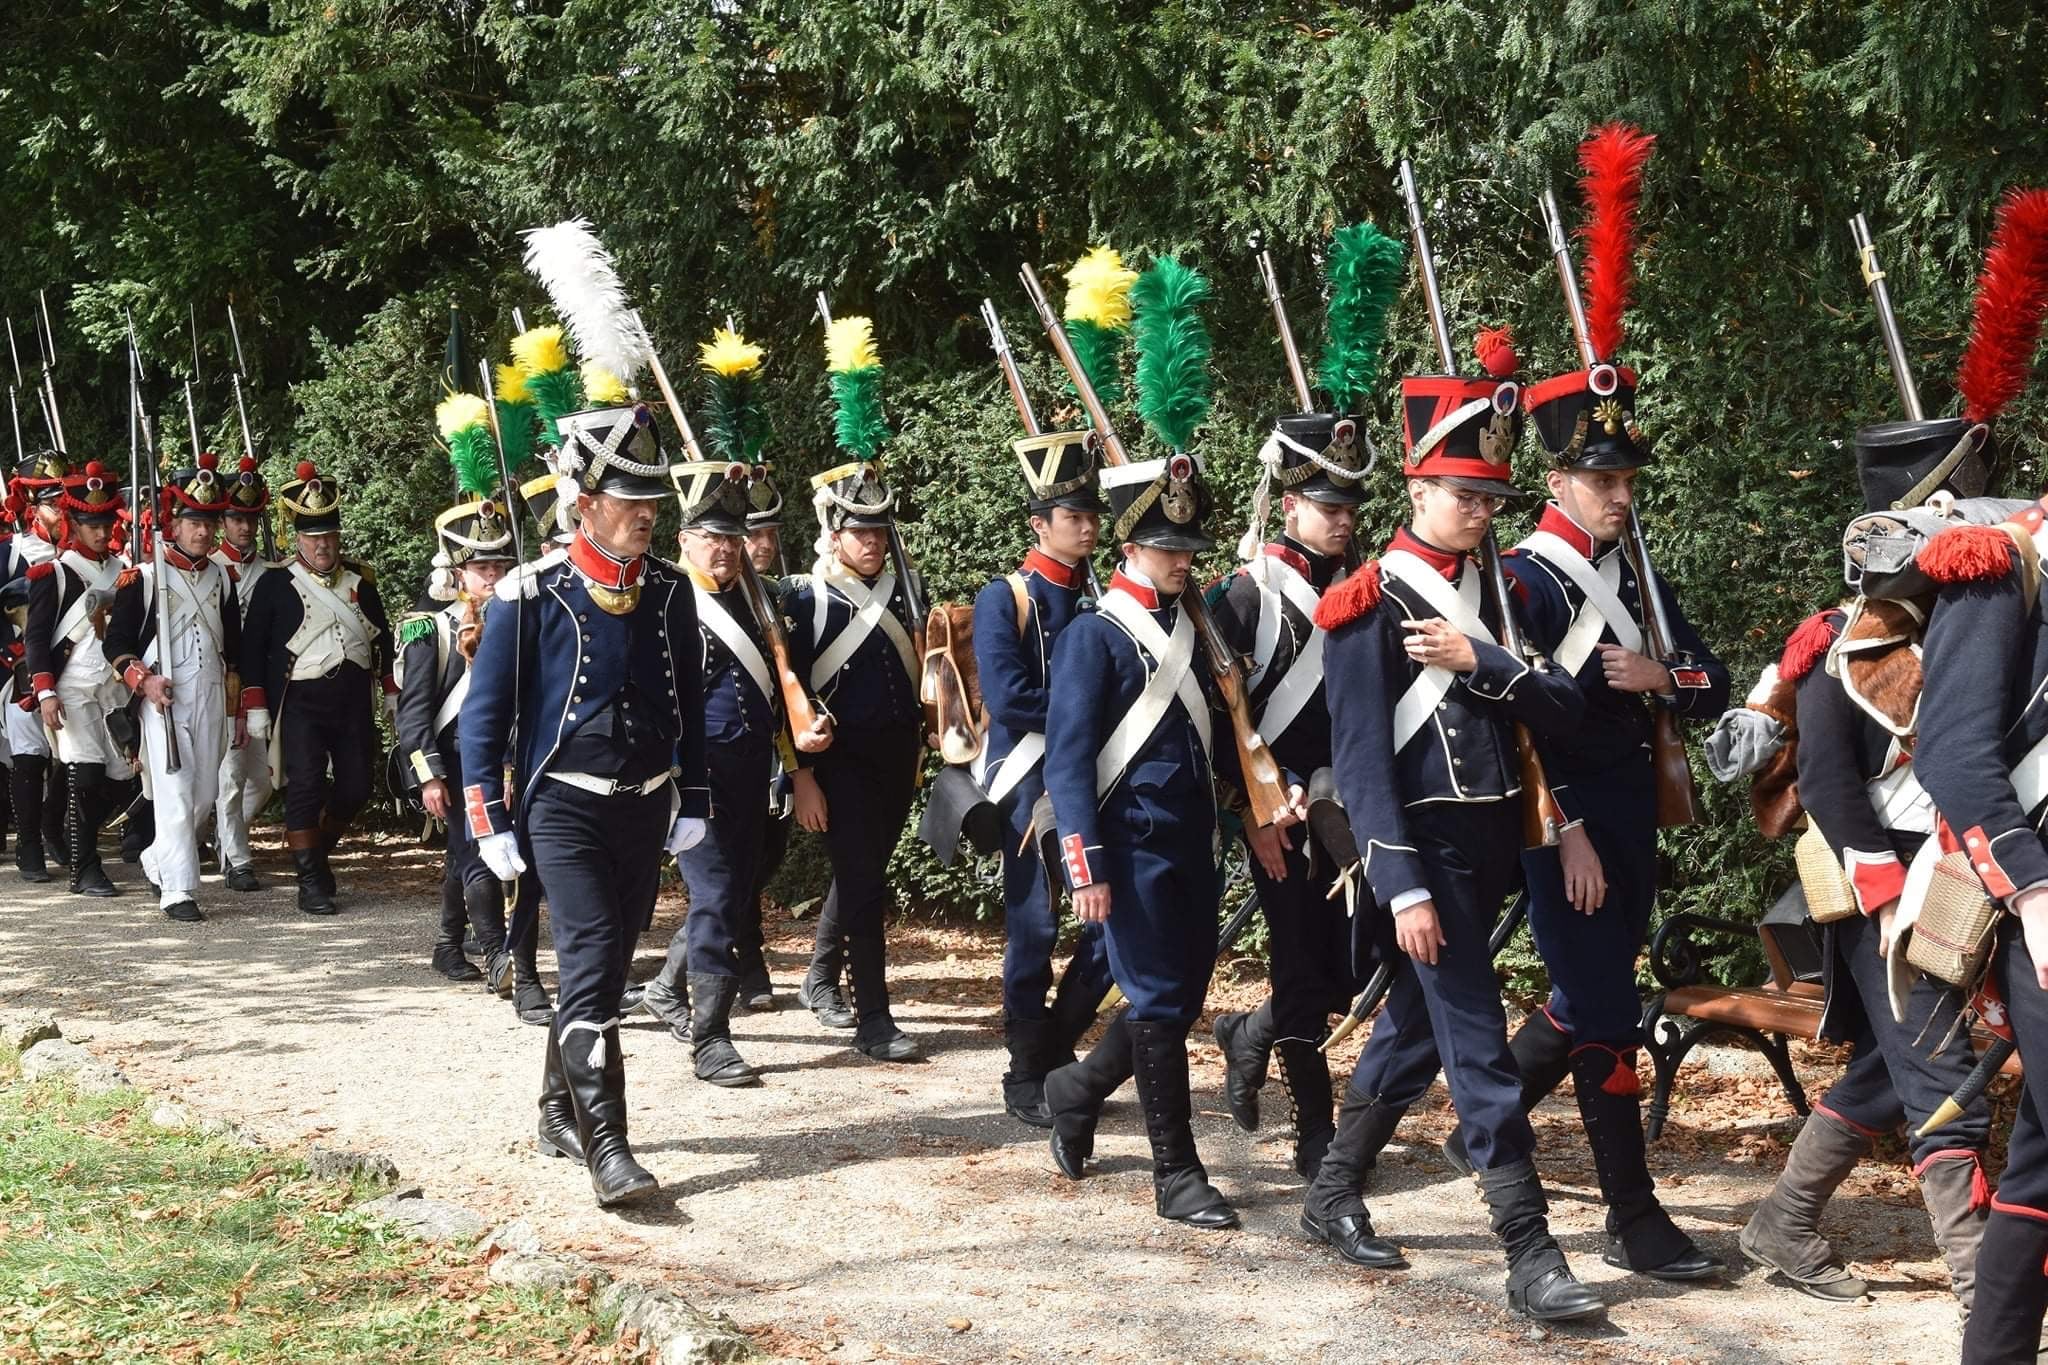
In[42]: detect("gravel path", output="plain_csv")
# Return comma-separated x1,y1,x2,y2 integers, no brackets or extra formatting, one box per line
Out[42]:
1,830,1973,1362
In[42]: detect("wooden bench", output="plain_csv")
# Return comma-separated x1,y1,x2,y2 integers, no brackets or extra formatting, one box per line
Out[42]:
1638,888,2020,1142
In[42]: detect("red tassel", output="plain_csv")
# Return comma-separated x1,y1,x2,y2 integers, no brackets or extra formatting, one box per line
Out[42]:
1314,558,1381,630
1957,188,2048,423
1920,523,2017,584
1474,325,1519,378
1577,123,1657,363
1603,1050,1641,1096
1777,609,1840,682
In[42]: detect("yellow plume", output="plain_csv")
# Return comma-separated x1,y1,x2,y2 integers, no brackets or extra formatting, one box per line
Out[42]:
1064,246,1138,329
493,362,531,405
510,324,570,377
580,362,629,405
434,392,491,438
699,327,765,378
824,316,881,373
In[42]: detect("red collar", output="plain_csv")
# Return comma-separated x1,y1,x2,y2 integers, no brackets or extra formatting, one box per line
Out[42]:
1022,548,1083,589
215,541,249,564
1388,527,1465,581
1259,541,1313,579
569,531,643,591
164,546,205,572
1110,569,1163,610
1535,502,1611,558
63,541,107,563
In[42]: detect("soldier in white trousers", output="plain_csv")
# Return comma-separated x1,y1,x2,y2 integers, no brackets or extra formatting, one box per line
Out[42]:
104,455,243,922
208,455,275,892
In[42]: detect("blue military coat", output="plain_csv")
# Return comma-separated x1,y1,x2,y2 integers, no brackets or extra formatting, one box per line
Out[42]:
972,548,1089,825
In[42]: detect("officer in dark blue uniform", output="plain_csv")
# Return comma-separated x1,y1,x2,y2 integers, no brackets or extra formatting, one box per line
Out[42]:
973,428,1113,1126
459,399,708,1209
1209,411,1368,1181
785,461,924,1062
1300,351,1601,1321
1742,422,1997,1313
1039,449,1260,1230
1453,357,1727,1282
638,461,828,1086
738,465,793,1012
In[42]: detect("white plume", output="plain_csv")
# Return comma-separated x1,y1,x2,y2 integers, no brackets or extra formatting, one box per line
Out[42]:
520,219,651,389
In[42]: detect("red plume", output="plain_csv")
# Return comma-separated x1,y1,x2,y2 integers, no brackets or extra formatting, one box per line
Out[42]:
1956,187,2048,424
1577,123,1657,362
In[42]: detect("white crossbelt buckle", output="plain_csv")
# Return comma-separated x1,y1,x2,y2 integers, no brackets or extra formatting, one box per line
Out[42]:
548,769,676,797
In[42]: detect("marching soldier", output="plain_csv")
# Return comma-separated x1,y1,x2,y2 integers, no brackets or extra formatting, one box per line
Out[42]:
1299,336,1601,1320
786,459,924,1061
102,454,241,922
4,448,73,881
393,397,550,1023
639,459,827,1085
208,455,276,892
460,396,708,1208
974,429,1114,1126
24,462,131,898
738,467,791,1011
239,461,395,916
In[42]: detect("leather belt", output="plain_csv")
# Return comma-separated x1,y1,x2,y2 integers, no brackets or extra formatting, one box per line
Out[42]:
547,769,675,797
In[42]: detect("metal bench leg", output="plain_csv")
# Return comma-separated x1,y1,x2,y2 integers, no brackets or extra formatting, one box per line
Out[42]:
1765,1032,1810,1117
1640,993,1685,1144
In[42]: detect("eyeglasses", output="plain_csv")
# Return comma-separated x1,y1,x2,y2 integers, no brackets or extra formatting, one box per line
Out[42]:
1429,482,1505,515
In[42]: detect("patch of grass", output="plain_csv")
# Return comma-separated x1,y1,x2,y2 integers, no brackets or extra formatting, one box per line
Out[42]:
0,1055,619,1363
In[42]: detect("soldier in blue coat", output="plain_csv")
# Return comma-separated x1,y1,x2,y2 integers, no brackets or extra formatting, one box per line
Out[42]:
1446,359,1727,1282
973,428,1113,1126
784,462,925,1062
637,461,829,1086
459,400,709,1209
1209,411,1368,1181
1300,355,1601,1321
737,466,794,1011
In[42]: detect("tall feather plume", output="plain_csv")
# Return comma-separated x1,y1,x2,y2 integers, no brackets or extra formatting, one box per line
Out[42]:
1956,187,2048,423
435,393,499,499
1064,246,1138,413
700,327,769,463
510,325,583,448
1131,256,1213,452
492,362,537,472
1316,223,1406,411
824,316,889,461
520,219,651,389
1577,123,1657,362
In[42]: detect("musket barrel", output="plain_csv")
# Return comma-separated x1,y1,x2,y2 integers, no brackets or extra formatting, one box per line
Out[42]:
980,300,1042,436
1398,161,1460,373
1851,213,1925,421
1257,250,1315,410
477,359,525,565
633,312,707,461
1542,190,1599,368
1018,264,1132,466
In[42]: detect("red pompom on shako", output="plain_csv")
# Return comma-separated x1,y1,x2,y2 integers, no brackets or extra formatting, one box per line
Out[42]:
1474,326,1519,379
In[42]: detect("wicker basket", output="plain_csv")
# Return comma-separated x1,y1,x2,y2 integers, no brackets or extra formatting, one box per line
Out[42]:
1905,848,2001,988
1795,825,1860,924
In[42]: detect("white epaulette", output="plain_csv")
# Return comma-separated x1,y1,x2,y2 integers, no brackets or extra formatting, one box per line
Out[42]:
493,547,570,601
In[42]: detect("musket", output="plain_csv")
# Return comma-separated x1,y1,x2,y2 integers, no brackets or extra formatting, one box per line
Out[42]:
477,359,526,567
1541,189,1703,828
1399,163,1563,848
36,291,65,450
980,299,1104,597
1256,248,1315,411
1849,213,1925,421
5,319,25,461
126,317,180,773
182,303,207,464
224,299,279,561
1019,262,1294,829
635,314,823,742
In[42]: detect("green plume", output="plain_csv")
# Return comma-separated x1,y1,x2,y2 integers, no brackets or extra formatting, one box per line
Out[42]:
703,371,770,464
525,368,583,447
1316,223,1407,412
830,368,889,461
447,425,499,499
1131,256,1213,452
495,397,537,471
1067,319,1125,416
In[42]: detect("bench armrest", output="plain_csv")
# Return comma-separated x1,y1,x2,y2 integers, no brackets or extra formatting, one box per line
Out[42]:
1648,912,1763,991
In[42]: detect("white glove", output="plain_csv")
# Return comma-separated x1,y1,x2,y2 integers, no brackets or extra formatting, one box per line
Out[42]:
244,708,272,741
477,831,527,881
665,816,707,856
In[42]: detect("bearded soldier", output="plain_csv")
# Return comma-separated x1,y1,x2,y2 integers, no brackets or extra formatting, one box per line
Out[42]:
208,455,276,893
460,397,707,1208
23,462,130,898
239,462,394,915
3,448,72,881
100,454,242,922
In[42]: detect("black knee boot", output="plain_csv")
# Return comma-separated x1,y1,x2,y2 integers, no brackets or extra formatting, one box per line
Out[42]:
1002,1016,1059,1128
536,1023,583,1162
12,754,49,882
639,933,691,1034
1572,1047,1722,1280
800,893,854,1029
1045,1008,1134,1178
1304,1085,1408,1220
689,973,759,1087
65,765,116,897
1962,1210,2048,1364
460,878,512,997
118,788,150,864
1049,957,1108,1060
289,831,336,915
0,755,13,854
1276,1039,1336,1181
561,1021,657,1207
1479,1159,1604,1321
44,760,68,868
847,932,918,1061
1446,1009,1573,1177
511,935,554,1026
1131,1018,1238,1229
1212,999,1276,1132
432,873,481,982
